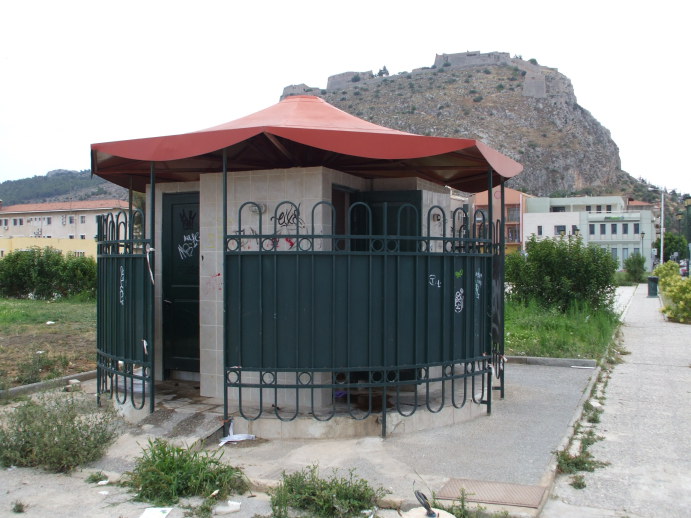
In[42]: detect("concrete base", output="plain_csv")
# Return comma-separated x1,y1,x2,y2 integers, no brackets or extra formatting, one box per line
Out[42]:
228,400,487,439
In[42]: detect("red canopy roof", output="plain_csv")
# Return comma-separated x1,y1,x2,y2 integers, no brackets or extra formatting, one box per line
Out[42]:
91,95,522,193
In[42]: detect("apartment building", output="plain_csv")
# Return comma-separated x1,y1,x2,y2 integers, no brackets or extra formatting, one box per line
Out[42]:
0,199,128,258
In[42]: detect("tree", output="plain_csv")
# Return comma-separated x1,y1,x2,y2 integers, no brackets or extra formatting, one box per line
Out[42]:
623,252,646,283
505,235,618,311
653,232,689,262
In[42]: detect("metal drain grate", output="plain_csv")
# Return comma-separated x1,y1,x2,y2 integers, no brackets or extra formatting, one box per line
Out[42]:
437,478,546,508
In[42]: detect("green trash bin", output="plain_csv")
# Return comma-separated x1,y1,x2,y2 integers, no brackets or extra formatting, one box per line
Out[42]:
647,276,659,297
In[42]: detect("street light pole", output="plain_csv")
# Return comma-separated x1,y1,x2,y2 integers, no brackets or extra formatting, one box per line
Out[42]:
650,187,665,265
661,191,665,265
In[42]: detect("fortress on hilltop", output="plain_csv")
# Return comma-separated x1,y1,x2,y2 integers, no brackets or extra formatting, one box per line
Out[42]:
281,51,551,100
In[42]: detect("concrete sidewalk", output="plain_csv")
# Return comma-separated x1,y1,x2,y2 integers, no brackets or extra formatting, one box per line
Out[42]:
542,284,691,517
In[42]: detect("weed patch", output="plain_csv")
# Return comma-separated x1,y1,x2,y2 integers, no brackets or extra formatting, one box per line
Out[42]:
505,299,619,358
270,464,389,518
121,438,248,511
0,393,118,472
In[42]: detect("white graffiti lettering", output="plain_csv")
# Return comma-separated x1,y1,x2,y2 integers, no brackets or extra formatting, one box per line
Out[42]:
178,232,200,260
428,274,442,288
475,271,483,300
455,288,464,314
119,265,126,306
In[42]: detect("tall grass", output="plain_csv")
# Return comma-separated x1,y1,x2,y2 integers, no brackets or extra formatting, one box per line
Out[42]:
505,299,619,359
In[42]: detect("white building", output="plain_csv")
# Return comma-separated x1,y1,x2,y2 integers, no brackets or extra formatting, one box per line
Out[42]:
523,196,656,271
0,199,128,258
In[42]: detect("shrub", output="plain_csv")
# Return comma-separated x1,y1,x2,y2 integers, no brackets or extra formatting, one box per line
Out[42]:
271,464,389,518
655,261,691,322
0,247,96,299
350,74,361,83
506,235,618,311
623,252,646,283
0,393,118,472
121,438,248,506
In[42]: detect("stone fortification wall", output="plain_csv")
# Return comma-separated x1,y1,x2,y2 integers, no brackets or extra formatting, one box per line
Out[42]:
433,51,511,68
281,83,322,99
326,70,374,91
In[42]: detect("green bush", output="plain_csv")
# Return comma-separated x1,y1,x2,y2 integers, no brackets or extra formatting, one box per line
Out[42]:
0,247,96,299
623,252,646,283
0,393,118,472
655,261,691,323
506,235,618,311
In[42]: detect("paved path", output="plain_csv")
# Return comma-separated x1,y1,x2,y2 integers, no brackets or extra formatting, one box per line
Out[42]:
542,284,691,517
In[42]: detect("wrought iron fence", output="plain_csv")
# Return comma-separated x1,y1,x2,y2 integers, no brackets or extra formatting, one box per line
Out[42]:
96,209,154,411
224,200,500,436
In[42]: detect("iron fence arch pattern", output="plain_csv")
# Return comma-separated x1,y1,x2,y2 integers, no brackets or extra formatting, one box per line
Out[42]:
96,209,154,411
224,200,501,436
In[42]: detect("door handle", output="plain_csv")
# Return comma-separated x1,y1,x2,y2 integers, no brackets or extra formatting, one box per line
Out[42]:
163,299,173,305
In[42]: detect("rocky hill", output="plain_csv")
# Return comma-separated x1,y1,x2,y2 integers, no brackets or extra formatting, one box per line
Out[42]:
282,51,637,197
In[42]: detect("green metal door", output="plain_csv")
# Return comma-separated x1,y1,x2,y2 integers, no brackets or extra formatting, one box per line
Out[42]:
162,193,200,373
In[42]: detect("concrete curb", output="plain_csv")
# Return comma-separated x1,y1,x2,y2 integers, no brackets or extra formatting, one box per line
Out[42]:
0,369,97,399
506,356,597,368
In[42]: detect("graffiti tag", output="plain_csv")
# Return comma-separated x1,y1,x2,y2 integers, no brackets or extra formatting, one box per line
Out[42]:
271,204,305,229
475,270,483,300
428,274,442,288
455,289,464,314
119,265,126,306
178,232,199,260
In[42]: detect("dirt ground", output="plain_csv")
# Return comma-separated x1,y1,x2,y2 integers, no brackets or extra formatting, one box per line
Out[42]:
0,301,96,389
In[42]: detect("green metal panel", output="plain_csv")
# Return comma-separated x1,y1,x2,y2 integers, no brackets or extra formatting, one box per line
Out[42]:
224,198,498,435
96,209,153,410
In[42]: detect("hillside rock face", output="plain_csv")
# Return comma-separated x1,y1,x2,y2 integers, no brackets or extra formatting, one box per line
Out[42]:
282,52,633,195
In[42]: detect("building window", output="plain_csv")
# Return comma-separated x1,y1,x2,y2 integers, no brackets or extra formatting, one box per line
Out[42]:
46,217,52,225
586,205,592,212
606,205,612,212
589,224,595,235
73,251,85,257
596,205,602,213
555,225,566,235
622,248,629,260
572,225,579,235
551,206,566,213
611,248,618,260
537,225,543,236
80,215,86,224
68,215,75,224
600,224,606,235
611,224,617,234
506,206,520,222
68,235,74,239
80,234,86,240
634,223,640,234
622,223,628,234
634,247,640,256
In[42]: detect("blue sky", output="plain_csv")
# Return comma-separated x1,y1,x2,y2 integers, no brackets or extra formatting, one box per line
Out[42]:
1,0,688,195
